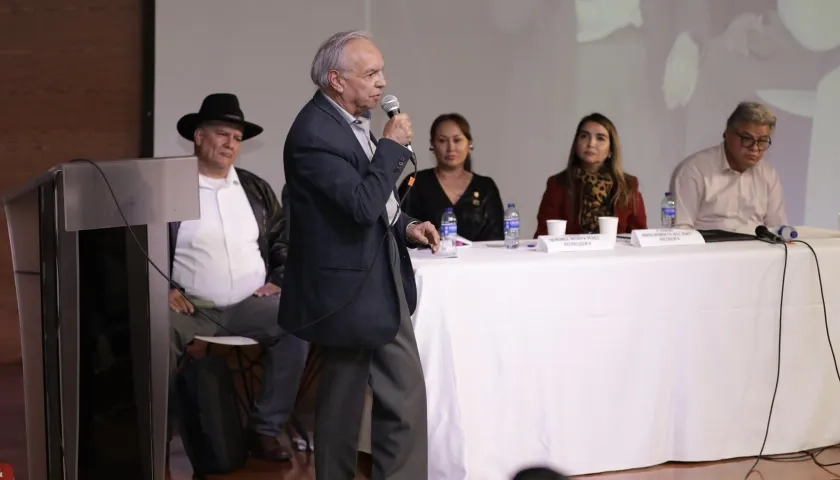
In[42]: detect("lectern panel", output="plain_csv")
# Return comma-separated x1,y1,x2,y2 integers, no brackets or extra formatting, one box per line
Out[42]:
5,184,49,480
61,156,200,232
3,156,199,480
5,181,44,273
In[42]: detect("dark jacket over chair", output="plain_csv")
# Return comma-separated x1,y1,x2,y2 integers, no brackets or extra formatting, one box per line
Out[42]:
534,170,647,237
168,167,287,285
278,92,417,348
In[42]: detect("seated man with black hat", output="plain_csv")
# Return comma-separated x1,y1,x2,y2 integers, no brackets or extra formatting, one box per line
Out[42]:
168,93,307,462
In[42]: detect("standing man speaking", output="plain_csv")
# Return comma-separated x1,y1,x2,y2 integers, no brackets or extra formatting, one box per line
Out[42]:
279,30,439,479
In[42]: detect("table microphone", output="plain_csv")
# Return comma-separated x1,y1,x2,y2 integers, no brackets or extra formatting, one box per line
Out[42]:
380,94,416,163
755,225,784,244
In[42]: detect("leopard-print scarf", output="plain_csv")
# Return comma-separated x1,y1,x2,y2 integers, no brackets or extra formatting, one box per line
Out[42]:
575,168,614,233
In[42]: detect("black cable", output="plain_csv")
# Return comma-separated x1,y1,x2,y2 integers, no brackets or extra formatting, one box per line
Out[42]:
744,241,788,480
67,152,418,349
746,237,840,479
745,444,840,479
792,239,840,476
760,451,813,462
808,448,840,478
793,240,840,386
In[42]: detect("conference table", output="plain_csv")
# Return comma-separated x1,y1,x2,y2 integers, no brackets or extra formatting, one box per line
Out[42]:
409,228,840,479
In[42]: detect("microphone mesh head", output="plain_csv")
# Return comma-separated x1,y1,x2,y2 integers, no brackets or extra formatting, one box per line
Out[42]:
380,94,400,113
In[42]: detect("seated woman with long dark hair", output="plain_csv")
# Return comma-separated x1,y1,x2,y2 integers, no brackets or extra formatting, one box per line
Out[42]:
398,113,504,241
534,112,647,236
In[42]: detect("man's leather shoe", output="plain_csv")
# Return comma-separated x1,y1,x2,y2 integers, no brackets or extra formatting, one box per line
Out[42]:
248,431,292,462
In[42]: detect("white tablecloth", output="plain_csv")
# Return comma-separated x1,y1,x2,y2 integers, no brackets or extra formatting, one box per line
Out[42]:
410,229,840,479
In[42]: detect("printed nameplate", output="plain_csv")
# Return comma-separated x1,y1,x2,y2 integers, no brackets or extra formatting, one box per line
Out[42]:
630,228,705,248
536,234,615,253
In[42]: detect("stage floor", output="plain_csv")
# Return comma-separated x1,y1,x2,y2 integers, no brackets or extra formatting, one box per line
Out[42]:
2,363,839,480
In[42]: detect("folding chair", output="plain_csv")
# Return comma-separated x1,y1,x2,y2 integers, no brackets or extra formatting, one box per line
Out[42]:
193,335,262,415
193,335,311,452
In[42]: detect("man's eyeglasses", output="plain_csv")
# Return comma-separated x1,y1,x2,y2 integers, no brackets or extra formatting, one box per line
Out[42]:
736,133,772,151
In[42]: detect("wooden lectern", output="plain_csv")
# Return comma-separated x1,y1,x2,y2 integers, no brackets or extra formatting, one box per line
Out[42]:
2,156,200,480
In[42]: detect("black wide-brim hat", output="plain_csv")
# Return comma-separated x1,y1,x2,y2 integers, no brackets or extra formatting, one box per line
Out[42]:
177,93,264,142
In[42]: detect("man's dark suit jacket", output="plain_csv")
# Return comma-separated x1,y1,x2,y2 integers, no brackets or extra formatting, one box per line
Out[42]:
278,92,418,348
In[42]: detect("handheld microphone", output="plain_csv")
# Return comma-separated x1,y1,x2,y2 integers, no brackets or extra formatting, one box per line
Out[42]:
380,94,402,119
755,225,784,244
380,94,416,162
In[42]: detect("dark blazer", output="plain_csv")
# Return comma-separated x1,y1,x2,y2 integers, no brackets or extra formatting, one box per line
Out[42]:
168,167,287,285
534,169,647,237
278,92,417,348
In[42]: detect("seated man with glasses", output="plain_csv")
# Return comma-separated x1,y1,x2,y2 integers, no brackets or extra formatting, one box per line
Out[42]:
670,101,787,233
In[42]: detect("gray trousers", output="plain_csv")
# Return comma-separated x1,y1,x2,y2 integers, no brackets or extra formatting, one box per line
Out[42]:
169,295,308,437
314,233,429,480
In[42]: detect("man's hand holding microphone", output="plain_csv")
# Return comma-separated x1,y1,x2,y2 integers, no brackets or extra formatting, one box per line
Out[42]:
380,97,441,252
383,111,414,147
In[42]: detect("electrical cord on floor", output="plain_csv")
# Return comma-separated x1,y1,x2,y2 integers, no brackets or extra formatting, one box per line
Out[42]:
759,444,840,480
737,443,840,480
793,239,840,477
808,448,840,479
761,450,818,462
744,241,788,480
67,153,418,349
746,237,840,479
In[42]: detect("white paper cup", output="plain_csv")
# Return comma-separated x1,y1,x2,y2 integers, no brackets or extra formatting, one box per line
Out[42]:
598,216,619,238
547,219,567,236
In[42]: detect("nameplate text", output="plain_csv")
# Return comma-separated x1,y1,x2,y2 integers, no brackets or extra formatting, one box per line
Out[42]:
630,228,705,248
536,234,615,253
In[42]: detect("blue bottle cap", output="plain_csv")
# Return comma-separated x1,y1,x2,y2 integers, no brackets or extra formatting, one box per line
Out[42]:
508,203,515,208
445,207,453,213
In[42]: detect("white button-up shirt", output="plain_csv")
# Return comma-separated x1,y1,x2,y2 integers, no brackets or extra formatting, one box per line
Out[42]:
670,143,788,234
171,168,266,307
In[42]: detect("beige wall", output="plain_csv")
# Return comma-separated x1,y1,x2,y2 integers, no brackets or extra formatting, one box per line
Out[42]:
155,0,840,235
4,0,839,362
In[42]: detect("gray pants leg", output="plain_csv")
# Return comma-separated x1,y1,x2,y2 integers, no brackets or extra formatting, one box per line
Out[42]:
314,231,428,479
225,295,308,437
314,346,373,478
168,295,308,438
168,306,219,437
368,312,428,479
169,306,219,373
314,313,428,480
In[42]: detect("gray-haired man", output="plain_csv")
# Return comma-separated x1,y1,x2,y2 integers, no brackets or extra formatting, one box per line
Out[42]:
168,93,307,463
670,101,788,233
280,31,436,479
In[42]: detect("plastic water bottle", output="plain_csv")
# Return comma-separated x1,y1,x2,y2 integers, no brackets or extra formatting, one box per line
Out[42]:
440,207,458,256
661,192,676,228
776,225,798,242
504,203,520,249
